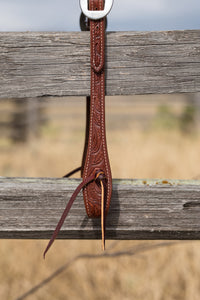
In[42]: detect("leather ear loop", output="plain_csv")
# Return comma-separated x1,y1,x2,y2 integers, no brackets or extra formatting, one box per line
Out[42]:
43,170,106,258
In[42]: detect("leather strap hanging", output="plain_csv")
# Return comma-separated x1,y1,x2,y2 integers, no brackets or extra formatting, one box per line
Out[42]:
82,0,112,219
44,0,113,258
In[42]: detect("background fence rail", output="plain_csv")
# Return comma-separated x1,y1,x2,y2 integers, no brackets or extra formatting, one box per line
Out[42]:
1,93,200,142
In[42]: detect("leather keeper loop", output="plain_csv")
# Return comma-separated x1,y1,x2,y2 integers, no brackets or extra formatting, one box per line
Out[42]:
90,0,105,73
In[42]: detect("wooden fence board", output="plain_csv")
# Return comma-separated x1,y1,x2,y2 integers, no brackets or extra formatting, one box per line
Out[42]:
1,177,200,240
0,30,200,98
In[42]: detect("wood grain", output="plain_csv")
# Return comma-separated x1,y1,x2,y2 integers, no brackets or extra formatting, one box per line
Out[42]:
1,177,200,240
0,30,200,98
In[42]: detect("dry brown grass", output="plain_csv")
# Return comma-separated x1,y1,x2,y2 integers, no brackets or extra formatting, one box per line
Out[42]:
0,96,200,300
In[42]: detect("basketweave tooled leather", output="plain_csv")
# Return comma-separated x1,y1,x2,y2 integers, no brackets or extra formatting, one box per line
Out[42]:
82,0,112,218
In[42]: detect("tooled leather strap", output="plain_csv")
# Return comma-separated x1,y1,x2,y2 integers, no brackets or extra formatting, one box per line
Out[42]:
82,0,112,218
43,0,112,257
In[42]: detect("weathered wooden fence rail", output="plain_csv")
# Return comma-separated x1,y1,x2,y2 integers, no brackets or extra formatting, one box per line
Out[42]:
1,177,200,240
0,29,200,239
0,30,200,98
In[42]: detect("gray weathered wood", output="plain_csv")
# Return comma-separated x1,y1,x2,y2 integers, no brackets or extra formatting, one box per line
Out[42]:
0,30,200,98
1,177,200,240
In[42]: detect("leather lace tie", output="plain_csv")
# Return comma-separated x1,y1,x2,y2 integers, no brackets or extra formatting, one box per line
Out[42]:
44,0,112,258
43,171,106,258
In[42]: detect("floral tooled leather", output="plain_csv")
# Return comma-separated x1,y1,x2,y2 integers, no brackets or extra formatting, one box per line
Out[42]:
82,0,112,218
43,0,112,257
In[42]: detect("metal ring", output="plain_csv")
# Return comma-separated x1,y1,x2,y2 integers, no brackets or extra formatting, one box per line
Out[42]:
80,0,114,20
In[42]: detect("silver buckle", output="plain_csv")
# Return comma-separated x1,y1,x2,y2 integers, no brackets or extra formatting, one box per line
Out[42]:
80,0,114,20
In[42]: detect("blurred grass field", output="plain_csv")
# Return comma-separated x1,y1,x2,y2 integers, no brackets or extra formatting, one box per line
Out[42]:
0,95,200,300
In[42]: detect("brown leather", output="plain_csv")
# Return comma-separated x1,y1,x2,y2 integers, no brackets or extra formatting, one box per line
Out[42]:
63,166,82,178
43,170,98,258
43,0,112,257
82,0,112,218
81,96,90,177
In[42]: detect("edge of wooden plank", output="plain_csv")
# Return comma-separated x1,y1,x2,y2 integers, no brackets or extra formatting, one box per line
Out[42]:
1,177,200,240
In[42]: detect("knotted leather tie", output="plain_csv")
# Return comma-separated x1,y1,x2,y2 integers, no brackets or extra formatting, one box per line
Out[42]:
44,0,112,258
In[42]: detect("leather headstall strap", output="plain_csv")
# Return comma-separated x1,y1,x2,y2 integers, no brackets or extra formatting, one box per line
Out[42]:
83,0,112,221
43,0,112,258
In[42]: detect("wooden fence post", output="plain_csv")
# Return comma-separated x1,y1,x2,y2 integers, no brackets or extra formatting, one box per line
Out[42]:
11,98,44,142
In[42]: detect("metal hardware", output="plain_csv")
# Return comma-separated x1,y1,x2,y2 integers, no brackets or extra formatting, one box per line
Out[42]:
79,13,108,31
80,0,113,20
80,13,90,31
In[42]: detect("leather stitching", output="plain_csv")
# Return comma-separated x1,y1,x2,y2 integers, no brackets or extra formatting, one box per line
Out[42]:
91,2,104,72
83,0,112,218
